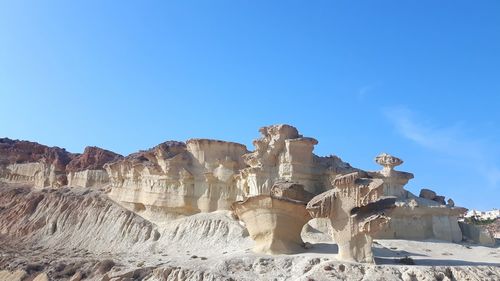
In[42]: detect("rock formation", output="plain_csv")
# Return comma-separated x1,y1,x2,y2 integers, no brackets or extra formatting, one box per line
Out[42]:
369,153,467,242
459,221,496,246
236,125,355,197
0,125,472,251
0,138,74,187
232,182,314,254
66,146,122,188
307,172,396,263
105,139,248,222
105,125,356,223
0,138,123,189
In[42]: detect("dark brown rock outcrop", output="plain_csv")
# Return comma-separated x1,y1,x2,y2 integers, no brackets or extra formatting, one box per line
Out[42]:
0,138,74,171
66,146,123,172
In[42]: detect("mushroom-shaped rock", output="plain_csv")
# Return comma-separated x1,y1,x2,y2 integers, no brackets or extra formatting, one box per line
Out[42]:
232,182,314,254
306,172,396,263
375,153,403,176
372,153,414,198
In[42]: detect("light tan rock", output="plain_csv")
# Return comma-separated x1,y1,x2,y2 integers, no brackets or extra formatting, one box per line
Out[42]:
106,125,355,223
232,182,313,254
0,270,27,281
237,124,356,197
4,162,66,188
372,153,414,198
67,169,110,188
370,153,467,243
33,272,49,281
307,172,396,263
106,140,248,222
70,271,83,281
458,221,495,245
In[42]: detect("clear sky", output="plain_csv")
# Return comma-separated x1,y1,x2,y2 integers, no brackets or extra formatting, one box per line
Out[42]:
1,1,499,210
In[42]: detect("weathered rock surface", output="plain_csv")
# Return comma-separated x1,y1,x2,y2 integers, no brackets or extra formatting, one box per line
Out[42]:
0,183,158,254
0,182,498,280
419,188,449,205
307,172,396,263
370,153,467,243
232,182,314,254
66,146,123,187
105,125,355,223
1,124,496,280
237,125,356,197
106,140,248,222
0,269,26,281
459,221,496,245
0,138,122,188
0,138,74,187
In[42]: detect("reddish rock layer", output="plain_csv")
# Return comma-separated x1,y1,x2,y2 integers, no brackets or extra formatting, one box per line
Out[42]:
66,146,123,172
0,138,74,172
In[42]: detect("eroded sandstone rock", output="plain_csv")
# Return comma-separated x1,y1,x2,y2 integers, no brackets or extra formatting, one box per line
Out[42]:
0,139,122,189
0,138,74,187
458,221,496,246
307,172,396,263
106,139,248,221
105,125,355,222
237,124,356,197
0,126,475,251
66,146,122,188
370,154,467,242
232,182,314,254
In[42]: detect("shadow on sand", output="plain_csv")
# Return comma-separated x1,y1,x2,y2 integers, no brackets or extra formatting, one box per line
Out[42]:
306,241,500,267
375,257,500,266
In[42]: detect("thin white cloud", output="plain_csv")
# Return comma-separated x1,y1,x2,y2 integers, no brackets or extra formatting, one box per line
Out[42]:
384,106,500,187
357,84,377,101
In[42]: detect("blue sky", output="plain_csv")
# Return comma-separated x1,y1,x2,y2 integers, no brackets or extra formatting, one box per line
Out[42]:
1,1,499,209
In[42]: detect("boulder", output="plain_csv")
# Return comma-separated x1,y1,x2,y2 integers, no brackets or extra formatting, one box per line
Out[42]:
419,188,437,200
433,195,446,205
447,198,455,207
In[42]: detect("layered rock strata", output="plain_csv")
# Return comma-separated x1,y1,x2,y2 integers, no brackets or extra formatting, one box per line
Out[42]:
458,221,496,245
237,125,356,197
105,140,248,221
66,146,122,188
0,138,74,187
105,125,356,222
0,138,122,188
1,125,469,246
307,172,396,263
369,153,467,242
232,182,314,254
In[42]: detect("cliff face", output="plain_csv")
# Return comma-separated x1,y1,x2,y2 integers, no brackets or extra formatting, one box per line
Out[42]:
103,125,357,222
105,140,249,221
66,146,122,172
0,138,75,187
66,146,123,188
237,124,356,197
0,138,122,188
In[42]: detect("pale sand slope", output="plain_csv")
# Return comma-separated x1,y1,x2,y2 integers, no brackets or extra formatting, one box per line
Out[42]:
0,184,498,281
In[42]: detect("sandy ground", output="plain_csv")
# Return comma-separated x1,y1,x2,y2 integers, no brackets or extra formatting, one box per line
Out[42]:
0,184,499,280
